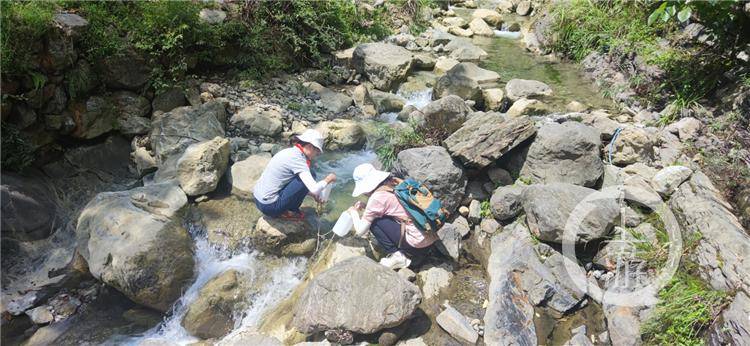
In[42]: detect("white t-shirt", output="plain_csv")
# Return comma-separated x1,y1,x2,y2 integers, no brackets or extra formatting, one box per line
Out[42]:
253,147,327,204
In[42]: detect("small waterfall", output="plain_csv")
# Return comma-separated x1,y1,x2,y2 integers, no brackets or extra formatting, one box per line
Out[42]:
115,225,307,345
379,87,433,124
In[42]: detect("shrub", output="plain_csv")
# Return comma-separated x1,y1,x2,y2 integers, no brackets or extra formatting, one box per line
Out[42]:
0,1,57,76
1,122,35,172
375,122,426,169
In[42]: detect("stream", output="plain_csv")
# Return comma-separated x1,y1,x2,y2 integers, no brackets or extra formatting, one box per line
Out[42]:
60,5,616,344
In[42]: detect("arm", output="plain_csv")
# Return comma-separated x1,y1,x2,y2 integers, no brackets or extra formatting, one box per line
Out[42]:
299,171,328,197
348,208,372,237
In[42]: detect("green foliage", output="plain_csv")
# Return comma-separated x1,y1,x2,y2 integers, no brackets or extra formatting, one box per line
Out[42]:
1,123,35,172
641,273,728,345
0,1,56,76
480,200,492,218
375,122,426,169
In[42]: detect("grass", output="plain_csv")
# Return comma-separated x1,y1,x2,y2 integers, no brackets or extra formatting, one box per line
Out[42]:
374,121,426,169
641,273,728,346
480,200,492,218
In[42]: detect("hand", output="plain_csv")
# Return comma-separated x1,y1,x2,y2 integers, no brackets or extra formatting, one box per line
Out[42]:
324,173,337,184
353,201,365,210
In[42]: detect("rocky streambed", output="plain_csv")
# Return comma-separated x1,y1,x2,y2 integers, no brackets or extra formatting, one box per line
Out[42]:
3,1,750,346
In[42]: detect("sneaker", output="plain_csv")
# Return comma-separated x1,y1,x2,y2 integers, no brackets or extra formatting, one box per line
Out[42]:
379,251,411,270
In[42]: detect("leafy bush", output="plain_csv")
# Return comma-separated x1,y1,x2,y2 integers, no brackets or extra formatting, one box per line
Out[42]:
375,122,426,169
0,1,56,76
1,123,35,172
641,273,728,345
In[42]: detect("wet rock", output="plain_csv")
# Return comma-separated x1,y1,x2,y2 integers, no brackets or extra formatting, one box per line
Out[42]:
472,9,503,27
1,173,58,241
420,95,472,134
393,146,467,213
434,62,499,105
444,113,535,168
482,88,506,111
352,43,414,91
176,137,230,196
436,223,462,260
251,216,311,251
293,256,421,334
506,98,550,117
523,183,620,244
25,305,54,325
230,106,283,137
218,331,283,346
505,79,552,101
448,26,473,37
304,82,353,113
489,184,526,221
98,49,150,90
418,264,453,300
469,18,494,36
369,89,406,113
229,153,272,199
315,119,366,150
651,165,692,197
519,121,603,187
329,242,367,266
436,304,479,344
152,87,188,113
669,172,750,293
75,182,194,312
445,38,488,62
433,57,460,75
609,126,657,166
182,270,248,339
149,100,226,168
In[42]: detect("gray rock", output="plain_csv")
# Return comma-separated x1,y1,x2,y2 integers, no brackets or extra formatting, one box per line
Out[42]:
506,98,550,117
305,82,353,113
489,184,526,221
609,126,656,165
519,122,603,187
70,96,118,139
488,167,513,186
469,18,494,36
651,165,692,197
393,146,467,213
316,119,366,150
516,1,532,16
523,183,620,243
436,304,479,343
420,95,472,134
150,100,226,167
669,172,750,293
1,173,58,241
565,325,593,346
369,89,406,113
434,62,499,105
118,116,151,136
665,116,701,141
53,13,88,37
218,331,283,346
152,87,188,113
436,223,462,260
110,91,151,119
182,270,247,339
199,9,227,24
708,291,750,345
352,43,413,91
468,200,481,224
75,183,194,311
444,113,535,168
418,264,453,300
251,216,312,251
472,8,503,27
230,106,283,137
25,305,54,325
505,79,552,101
445,38,488,62
293,256,421,334
229,153,272,199
176,137,230,196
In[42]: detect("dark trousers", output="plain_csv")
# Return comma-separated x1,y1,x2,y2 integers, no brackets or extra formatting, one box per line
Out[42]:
370,217,431,258
255,173,312,217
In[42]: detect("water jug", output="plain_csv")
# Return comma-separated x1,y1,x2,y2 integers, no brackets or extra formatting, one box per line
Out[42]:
331,211,353,237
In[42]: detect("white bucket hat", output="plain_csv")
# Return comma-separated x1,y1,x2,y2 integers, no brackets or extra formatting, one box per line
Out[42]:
352,163,390,197
295,129,325,153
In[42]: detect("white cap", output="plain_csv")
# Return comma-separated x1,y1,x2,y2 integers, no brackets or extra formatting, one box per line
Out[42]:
296,129,325,152
352,163,390,197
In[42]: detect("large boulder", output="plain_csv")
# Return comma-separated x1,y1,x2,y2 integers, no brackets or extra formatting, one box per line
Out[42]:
522,183,620,244
433,62,500,106
650,165,692,197
445,38,488,62
352,43,413,91
609,126,657,165
152,87,188,113
444,113,535,168
1,173,58,241
669,172,750,293
251,216,312,252
69,96,119,139
230,106,283,137
393,146,467,212
519,122,603,187
110,90,151,119
472,8,503,26
468,18,494,36
315,119,366,150
182,270,248,339
292,256,421,334
369,89,406,113
419,95,472,135
229,153,272,199
505,79,552,101
176,137,230,196
305,82,353,114
506,98,550,117
150,100,226,167
75,183,194,311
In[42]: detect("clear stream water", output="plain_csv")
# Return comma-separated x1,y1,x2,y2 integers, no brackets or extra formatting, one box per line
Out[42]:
105,8,615,345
